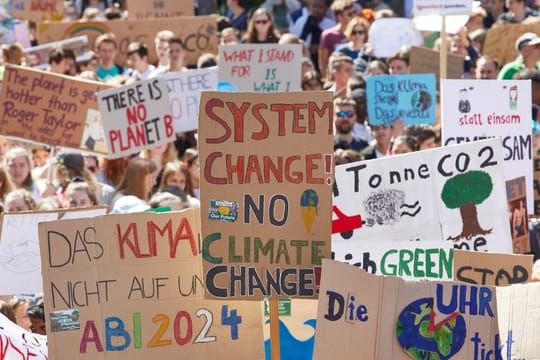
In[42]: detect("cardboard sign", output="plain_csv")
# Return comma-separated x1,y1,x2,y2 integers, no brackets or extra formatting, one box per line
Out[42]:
506,177,530,253
313,259,540,359
534,156,540,215
0,207,107,295
368,18,423,58
409,46,464,85
12,0,63,21
39,210,264,360
263,299,317,360
218,44,302,92
164,67,217,132
441,80,533,214
97,78,173,158
199,91,334,300
0,65,110,151
0,313,48,359
332,139,512,253
24,35,92,71
483,22,540,66
126,0,194,19
332,240,454,280
413,0,472,16
366,74,436,125
38,16,218,66
453,249,532,285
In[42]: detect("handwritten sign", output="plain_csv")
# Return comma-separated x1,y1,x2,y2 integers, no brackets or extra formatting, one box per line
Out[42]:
164,67,217,132
453,249,532,285
24,35,91,71
332,240,454,280
0,207,107,295
38,16,218,66
126,0,194,19
39,210,264,360
366,73,436,125
442,79,533,214
506,177,530,253
313,259,539,359
332,139,512,253
0,65,110,150
97,78,173,158
218,44,302,92
0,313,48,359
200,91,334,300
413,0,472,16
483,22,540,66
368,18,423,58
12,0,63,21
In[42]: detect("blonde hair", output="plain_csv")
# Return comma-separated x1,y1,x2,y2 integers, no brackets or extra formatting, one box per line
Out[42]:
65,181,98,206
344,16,370,39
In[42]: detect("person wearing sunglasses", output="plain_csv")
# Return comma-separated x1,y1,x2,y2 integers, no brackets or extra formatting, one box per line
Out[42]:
245,8,280,43
319,0,356,79
333,97,369,153
335,16,372,62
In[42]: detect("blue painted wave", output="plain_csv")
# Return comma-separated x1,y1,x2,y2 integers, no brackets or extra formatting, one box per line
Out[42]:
264,319,316,360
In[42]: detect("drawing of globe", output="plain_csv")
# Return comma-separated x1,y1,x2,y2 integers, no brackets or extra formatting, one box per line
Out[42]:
396,297,466,360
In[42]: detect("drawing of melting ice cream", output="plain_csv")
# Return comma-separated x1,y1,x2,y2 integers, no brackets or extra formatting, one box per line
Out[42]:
300,189,319,233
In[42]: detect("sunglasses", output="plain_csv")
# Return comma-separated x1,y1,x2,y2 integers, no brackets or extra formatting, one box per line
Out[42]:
352,30,366,36
336,111,354,118
255,19,269,25
345,11,356,17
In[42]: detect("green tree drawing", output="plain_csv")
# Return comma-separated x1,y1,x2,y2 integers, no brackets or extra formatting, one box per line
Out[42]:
441,170,493,241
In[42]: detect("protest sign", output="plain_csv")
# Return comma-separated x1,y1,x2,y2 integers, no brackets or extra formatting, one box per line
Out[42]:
483,22,540,66
506,177,530,253
126,0,193,19
24,35,91,71
314,259,540,359
368,18,423,58
0,1,14,45
366,74,436,125
0,313,48,359
409,46,464,85
263,299,317,360
412,0,472,16
0,207,107,295
453,249,533,285
218,44,302,92
332,139,512,252
39,210,264,360
165,67,217,132
97,77,173,158
442,79,533,214
535,156,540,215
38,16,218,66
332,240,454,280
12,0,63,21
199,91,334,300
0,65,110,151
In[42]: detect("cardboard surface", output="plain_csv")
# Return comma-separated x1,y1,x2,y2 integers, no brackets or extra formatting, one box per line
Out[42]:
38,16,218,66
24,35,91,71
0,65,110,151
366,73,436,125
483,22,540,66
218,44,302,92
332,139,512,253
97,77,173,158
12,0,63,21
441,80,533,214
505,177,530,253
409,46,464,86
199,91,334,300
125,0,194,20
453,249,533,285
39,210,264,360
164,67,217,132
0,207,107,294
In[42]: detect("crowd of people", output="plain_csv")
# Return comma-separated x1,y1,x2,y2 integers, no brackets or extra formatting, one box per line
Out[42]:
1,0,540,337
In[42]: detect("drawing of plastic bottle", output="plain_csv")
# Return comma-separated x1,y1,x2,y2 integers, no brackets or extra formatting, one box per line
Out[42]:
509,85,518,110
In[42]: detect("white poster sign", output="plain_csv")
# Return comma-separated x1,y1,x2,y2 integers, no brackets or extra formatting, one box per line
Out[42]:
413,0,473,16
0,313,48,359
368,18,423,58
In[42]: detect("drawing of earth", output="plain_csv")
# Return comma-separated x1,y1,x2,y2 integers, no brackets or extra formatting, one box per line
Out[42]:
396,298,466,360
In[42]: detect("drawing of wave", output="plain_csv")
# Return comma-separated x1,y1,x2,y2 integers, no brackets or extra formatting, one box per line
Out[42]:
264,319,316,360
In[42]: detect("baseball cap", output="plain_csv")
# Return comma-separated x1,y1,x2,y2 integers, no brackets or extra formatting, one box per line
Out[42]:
516,32,540,52
56,151,85,172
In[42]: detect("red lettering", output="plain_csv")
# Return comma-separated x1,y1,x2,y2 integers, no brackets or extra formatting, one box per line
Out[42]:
225,101,250,142
80,320,104,353
205,98,230,144
204,152,226,184
251,103,269,140
171,217,197,257
164,114,173,137
226,154,245,184
308,101,333,134
245,155,264,184
292,103,307,133
285,155,302,183
270,103,293,136
306,154,324,184
109,130,119,153
117,223,152,258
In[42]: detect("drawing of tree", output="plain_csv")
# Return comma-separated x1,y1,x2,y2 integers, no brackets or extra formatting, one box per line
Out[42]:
441,170,493,241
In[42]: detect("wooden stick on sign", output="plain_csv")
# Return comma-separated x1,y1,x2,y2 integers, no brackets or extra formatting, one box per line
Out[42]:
269,298,281,360
440,15,448,80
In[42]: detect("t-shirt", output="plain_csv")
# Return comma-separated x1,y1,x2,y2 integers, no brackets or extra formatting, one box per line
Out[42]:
319,26,346,52
97,64,124,82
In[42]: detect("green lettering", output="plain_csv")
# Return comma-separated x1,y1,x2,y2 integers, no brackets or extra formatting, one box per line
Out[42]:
425,248,438,278
228,235,243,262
202,232,222,264
440,248,454,279
311,241,325,265
413,248,425,277
398,249,413,276
254,237,274,263
275,240,291,264
381,249,397,275
290,240,308,265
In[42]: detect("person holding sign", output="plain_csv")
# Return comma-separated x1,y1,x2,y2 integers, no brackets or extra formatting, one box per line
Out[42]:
498,32,540,79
